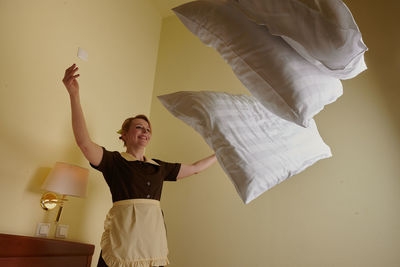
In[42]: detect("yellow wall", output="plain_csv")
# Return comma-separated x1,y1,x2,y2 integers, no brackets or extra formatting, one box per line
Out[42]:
148,1,400,266
0,0,161,265
1,0,399,266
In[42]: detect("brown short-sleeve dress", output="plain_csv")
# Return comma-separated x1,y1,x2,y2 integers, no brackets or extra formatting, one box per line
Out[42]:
91,147,181,267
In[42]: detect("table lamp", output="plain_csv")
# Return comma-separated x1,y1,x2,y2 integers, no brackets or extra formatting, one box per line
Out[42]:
40,162,89,223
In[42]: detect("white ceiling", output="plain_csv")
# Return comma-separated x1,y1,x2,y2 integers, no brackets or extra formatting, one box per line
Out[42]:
151,0,192,18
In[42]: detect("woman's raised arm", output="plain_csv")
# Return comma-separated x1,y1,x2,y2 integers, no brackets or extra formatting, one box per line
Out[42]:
62,64,103,166
177,154,217,180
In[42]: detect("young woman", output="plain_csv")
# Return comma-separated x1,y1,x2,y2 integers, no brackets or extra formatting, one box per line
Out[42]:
62,64,217,267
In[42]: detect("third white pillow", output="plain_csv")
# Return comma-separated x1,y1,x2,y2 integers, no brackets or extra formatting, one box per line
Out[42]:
232,0,368,79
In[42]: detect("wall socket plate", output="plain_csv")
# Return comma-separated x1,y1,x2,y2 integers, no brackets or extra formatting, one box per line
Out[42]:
36,223,50,237
55,224,69,239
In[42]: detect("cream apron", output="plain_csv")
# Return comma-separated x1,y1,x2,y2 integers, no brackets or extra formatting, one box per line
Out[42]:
101,199,169,267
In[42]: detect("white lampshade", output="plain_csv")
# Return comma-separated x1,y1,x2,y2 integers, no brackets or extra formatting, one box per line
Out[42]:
41,162,89,198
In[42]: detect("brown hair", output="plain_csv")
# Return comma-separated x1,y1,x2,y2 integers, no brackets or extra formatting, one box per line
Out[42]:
118,114,152,146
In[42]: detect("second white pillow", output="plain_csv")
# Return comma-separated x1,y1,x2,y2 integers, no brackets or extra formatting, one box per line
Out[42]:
173,0,343,127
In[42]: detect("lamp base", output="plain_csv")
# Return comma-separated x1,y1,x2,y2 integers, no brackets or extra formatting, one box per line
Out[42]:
55,205,63,223
40,192,58,210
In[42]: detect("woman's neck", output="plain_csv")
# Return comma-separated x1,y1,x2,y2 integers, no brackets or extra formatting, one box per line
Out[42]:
126,146,145,161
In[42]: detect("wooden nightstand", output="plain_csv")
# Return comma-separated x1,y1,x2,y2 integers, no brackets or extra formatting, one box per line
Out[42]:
0,233,95,267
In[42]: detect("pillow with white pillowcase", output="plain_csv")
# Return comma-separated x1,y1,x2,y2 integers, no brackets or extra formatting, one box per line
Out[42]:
231,0,368,79
158,91,332,204
173,0,343,127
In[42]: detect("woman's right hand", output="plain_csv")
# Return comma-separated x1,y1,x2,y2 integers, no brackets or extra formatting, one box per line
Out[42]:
63,63,103,166
62,64,80,96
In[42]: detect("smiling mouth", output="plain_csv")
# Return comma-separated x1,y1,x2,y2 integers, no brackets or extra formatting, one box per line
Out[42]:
139,136,148,141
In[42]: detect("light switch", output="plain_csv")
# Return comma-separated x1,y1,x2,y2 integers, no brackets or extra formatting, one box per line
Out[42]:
55,224,69,239
36,223,50,237
77,47,88,61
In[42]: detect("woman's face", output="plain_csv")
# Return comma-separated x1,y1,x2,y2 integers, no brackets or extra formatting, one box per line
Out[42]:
124,118,152,148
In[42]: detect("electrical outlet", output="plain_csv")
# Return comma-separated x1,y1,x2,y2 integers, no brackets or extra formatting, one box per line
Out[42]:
36,223,50,237
55,224,69,239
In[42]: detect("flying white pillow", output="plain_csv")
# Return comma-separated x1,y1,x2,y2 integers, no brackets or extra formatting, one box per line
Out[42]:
158,91,332,204
231,0,368,79
173,0,343,127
